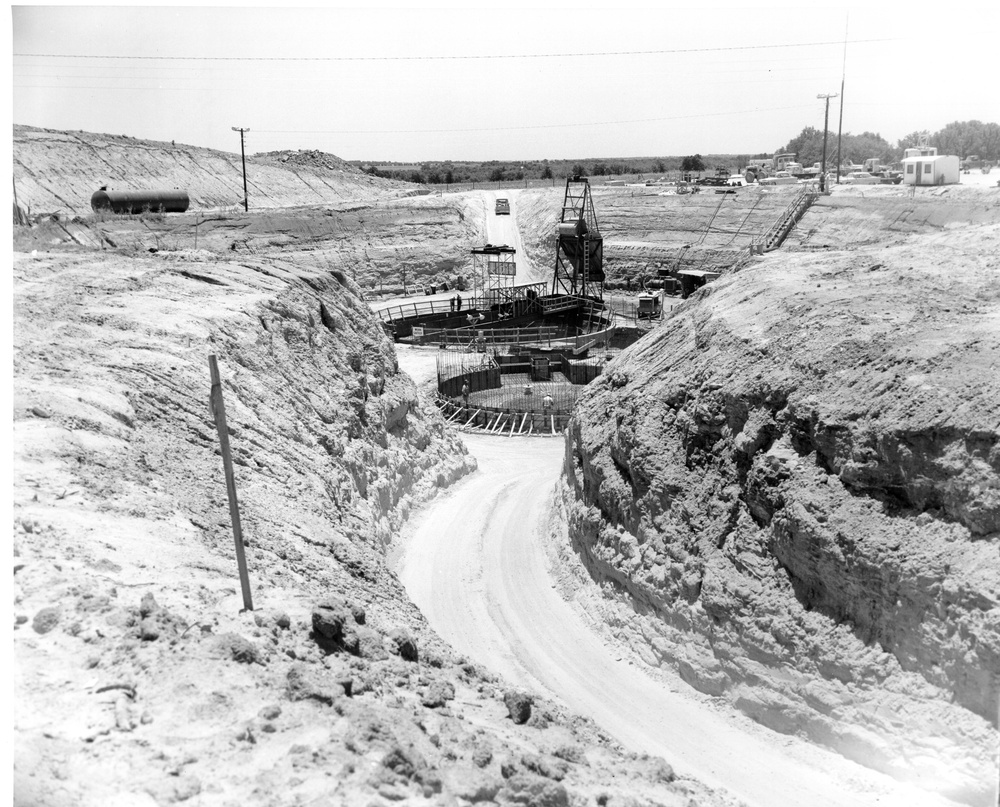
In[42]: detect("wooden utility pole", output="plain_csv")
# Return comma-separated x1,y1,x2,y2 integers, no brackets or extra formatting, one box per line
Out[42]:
208,355,254,611
817,93,838,193
231,127,250,211
835,15,849,184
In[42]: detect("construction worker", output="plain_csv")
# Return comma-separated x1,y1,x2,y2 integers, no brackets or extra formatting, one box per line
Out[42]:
461,379,470,407
542,394,553,410
456,293,463,312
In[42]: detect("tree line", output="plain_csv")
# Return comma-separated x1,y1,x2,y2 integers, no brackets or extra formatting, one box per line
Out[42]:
352,119,998,185
778,120,1000,167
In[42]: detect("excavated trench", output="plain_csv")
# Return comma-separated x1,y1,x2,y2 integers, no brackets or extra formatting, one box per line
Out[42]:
557,200,1000,804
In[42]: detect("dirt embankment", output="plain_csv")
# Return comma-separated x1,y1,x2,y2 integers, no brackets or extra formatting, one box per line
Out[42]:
514,185,804,287
13,124,417,217
13,127,488,294
562,188,1000,805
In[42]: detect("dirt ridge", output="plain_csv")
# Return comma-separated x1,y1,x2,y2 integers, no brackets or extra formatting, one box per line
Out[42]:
562,194,1000,805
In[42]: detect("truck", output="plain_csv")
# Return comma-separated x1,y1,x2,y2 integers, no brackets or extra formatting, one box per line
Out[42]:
743,152,804,183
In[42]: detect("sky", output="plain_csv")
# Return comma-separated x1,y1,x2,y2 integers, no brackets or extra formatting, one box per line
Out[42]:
10,4,1000,163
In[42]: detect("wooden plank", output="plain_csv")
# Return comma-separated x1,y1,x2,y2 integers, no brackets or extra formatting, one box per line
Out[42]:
465,409,481,426
208,355,254,612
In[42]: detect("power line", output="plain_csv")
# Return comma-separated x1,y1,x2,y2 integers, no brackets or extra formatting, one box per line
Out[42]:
12,38,896,62
248,105,819,136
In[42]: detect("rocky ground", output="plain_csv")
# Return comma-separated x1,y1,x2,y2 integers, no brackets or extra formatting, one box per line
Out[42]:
13,128,745,807
562,181,1000,805
13,126,999,807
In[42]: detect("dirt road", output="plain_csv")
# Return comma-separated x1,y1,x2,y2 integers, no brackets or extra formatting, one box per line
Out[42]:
394,428,968,807
483,190,542,284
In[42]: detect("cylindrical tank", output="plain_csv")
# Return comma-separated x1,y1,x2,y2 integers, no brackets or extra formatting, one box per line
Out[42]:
557,219,587,237
91,189,190,214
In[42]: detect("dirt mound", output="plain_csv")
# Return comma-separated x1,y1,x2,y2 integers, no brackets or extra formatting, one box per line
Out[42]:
563,189,1000,805
13,124,414,217
256,148,355,171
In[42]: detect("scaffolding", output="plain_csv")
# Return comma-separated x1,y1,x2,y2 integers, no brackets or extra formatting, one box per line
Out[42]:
553,177,604,299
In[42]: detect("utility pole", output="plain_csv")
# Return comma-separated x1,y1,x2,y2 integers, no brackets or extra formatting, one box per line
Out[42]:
835,15,849,184
817,93,838,193
231,127,250,211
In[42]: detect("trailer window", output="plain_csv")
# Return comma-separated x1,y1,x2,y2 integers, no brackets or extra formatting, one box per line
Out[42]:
923,164,932,173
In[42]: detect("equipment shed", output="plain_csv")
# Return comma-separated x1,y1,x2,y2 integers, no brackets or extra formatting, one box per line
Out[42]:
900,154,960,186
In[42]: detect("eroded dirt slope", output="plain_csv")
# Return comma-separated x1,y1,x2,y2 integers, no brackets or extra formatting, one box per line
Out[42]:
562,188,1000,805
514,185,801,286
13,124,415,216
12,240,741,806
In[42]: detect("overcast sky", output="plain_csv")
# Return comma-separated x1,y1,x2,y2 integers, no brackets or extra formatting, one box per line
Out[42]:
11,4,1000,163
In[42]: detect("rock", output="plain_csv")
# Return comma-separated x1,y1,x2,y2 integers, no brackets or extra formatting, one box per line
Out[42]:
498,773,569,807
471,744,493,768
213,633,260,664
254,609,291,630
258,704,281,720
375,744,440,794
645,757,675,783
354,626,388,660
442,766,502,803
139,592,159,618
421,680,455,708
138,618,160,641
552,744,587,765
285,663,347,705
32,607,60,634
520,753,568,781
387,627,418,662
312,600,350,644
503,690,532,724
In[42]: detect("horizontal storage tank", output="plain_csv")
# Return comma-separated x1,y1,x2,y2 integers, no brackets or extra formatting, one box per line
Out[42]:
91,189,190,214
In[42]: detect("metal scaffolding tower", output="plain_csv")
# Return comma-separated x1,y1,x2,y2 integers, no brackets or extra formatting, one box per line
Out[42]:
472,244,517,308
552,177,604,298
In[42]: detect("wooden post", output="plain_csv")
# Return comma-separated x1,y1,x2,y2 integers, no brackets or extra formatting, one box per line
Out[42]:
208,355,254,611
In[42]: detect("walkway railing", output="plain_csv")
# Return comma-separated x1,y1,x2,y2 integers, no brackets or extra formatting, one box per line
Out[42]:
762,187,817,252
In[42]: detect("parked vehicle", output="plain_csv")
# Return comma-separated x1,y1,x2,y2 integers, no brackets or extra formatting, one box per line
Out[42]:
637,293,662,318
841,171,880,185
495,198,510,215
759,171,798,186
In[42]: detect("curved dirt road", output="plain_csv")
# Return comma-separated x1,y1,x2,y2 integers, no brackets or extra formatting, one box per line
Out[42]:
395,431,966,807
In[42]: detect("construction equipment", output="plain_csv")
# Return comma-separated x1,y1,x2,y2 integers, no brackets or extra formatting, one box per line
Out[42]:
552,177,604,299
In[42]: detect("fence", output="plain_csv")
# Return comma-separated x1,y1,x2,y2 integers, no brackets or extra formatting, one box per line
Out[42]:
435,346,619,420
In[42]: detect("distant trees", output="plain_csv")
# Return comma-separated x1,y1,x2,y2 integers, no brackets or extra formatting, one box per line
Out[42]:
681,154,706,172
932,120,1000,160
541,165,553,179
571,164,587,177
779,127,894,168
